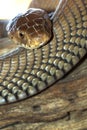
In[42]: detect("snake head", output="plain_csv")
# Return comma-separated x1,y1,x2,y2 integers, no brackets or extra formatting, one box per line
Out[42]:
6,14,28,48
6,8,52,49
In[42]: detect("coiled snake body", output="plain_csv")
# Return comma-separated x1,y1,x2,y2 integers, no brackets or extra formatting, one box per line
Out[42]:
0,0,87,105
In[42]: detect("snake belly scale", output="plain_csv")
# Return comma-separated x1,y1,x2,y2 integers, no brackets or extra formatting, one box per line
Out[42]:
0,0,87,105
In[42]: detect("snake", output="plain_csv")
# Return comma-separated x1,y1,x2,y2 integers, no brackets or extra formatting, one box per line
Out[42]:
0,0,87,105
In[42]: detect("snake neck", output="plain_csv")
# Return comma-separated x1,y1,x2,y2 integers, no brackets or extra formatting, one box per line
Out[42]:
51,0,68,21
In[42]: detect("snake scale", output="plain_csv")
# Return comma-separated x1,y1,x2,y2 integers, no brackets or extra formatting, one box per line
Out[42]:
0,0,87,105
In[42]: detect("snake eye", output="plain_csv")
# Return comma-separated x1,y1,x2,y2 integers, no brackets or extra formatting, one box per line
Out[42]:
19,32,24,39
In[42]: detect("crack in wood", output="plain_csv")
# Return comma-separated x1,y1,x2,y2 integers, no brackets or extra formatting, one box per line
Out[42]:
0,122,19,129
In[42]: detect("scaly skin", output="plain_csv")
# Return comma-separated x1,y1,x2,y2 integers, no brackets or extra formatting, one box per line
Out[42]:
0,0,87,105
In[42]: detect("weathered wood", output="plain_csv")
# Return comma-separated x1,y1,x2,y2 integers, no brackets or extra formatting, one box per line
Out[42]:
28,0,59,12
0,20,8,38
0,54,87,130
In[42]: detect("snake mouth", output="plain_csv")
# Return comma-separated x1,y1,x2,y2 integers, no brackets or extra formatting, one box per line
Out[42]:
17,43,29,49
17,43,33,49
18,40,50,50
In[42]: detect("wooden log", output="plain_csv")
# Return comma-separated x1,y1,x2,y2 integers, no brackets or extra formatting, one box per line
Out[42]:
0,20,8,38
0,53,87,129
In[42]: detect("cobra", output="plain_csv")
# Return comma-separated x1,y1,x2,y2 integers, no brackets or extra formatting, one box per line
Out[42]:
0,0,87,105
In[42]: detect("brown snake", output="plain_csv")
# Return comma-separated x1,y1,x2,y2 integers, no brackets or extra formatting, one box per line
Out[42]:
6,8,52,49
0,0,87,105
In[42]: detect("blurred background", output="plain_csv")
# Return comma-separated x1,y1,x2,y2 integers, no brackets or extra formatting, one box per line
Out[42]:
0,0,31,38
0,0,31,19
